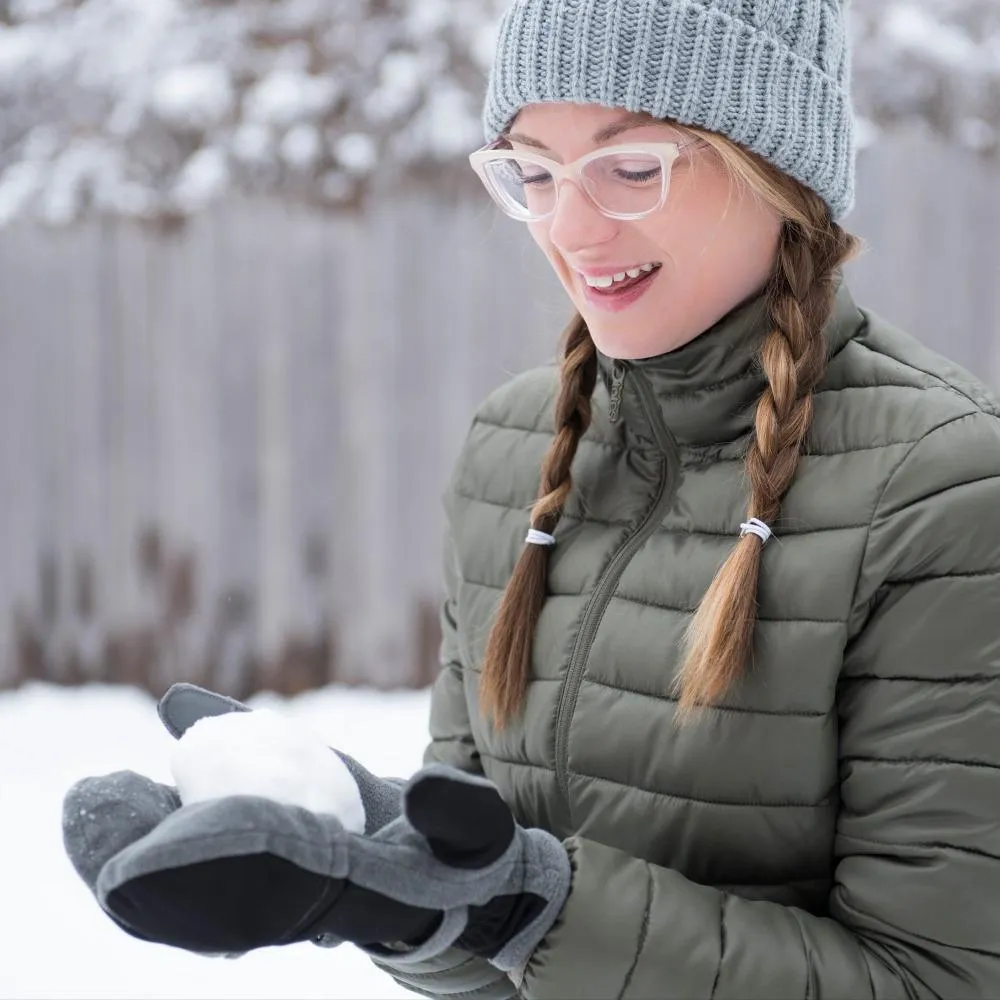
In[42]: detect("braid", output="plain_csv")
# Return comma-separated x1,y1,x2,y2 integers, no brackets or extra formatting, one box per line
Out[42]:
675,201,860,717
479,314,598,727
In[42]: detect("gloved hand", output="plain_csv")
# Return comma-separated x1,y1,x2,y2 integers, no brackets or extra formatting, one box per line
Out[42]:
67,762,570,974
62,683,405,951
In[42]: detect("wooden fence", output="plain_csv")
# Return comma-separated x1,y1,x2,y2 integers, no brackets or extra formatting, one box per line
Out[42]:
0,127,997,696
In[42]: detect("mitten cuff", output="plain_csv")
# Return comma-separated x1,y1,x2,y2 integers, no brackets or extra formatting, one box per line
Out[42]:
360,906,468,966
488,827,572,974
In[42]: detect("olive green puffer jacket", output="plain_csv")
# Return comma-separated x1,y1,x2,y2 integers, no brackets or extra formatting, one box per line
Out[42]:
374,279,1000,999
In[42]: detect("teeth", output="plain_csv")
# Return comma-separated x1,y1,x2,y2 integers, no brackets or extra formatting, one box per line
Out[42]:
582,263,659,289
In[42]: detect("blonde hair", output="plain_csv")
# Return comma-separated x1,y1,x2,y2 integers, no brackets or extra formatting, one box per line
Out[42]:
479,122,861,728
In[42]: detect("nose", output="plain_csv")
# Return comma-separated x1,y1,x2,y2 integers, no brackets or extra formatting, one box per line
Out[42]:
545,178,619,255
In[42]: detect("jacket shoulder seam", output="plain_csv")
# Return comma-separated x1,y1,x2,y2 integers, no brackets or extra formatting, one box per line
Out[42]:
846,409,989,623
847,336,1000,416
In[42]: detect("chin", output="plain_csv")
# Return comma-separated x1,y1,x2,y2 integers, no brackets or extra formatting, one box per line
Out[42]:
585,324,647,361
574,311,657,359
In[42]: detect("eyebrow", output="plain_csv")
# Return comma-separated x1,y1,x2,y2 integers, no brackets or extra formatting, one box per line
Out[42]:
505,115,653,151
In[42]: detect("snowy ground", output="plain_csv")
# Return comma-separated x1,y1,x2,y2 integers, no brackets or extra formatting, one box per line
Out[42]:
0,681,434,999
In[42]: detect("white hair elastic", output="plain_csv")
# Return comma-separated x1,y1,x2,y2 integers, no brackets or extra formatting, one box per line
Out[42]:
739,518,773,545
525,529,556,547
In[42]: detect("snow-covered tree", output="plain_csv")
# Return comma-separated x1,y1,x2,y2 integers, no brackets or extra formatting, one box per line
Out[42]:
0,0,997,225
853,0,1000,153
0,0,502,224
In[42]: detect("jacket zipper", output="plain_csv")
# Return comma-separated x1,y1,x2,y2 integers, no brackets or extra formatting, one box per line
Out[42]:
553,365,681,806
607,360,626,423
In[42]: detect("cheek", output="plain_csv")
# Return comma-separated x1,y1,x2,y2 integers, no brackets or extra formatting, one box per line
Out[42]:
527,221,550,255
529,226,579,292
656,192,778,275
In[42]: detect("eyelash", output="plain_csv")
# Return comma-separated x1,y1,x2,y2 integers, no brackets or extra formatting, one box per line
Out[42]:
520,167,662,184
618,168,660,182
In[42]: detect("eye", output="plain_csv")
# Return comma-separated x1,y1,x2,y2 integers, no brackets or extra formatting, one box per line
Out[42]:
519,164,554,187
614,165,662,183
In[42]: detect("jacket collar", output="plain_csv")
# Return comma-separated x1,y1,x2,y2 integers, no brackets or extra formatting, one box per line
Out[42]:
596,276,864,450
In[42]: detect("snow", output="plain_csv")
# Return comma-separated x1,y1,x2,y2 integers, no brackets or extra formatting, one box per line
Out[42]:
280,124,323,170
243,71,341,129
0,159,43,226
0,681,431,998
365,51,428,123
334,133,379,176
170,709,365,832
881,3,983,70
231,121,275,165
0,0,998,226
151,63,236,131
173,145,230,212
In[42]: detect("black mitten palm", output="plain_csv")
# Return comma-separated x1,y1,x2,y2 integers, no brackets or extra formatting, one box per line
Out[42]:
67,761,569,974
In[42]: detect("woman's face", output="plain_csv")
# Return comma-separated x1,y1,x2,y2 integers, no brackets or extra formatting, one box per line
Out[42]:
512,103,783,360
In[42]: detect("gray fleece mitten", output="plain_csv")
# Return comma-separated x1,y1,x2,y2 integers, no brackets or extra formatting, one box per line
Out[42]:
76,763,571,972
63,683,405,952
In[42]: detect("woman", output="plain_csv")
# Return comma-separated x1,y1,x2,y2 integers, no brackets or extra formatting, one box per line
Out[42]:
64,0,1000,996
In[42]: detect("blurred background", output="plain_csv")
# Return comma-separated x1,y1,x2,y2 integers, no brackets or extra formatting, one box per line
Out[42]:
0,2,998,997
1,0,998,704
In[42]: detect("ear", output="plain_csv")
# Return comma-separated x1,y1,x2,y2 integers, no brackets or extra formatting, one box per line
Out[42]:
404,768,516,870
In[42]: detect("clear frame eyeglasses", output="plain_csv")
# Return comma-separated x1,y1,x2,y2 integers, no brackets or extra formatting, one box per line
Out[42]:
468,139,699,223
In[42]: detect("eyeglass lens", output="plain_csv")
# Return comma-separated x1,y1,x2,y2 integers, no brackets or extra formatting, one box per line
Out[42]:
484,151,665,219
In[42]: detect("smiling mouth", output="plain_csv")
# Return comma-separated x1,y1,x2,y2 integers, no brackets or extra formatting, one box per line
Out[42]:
580,263,662,295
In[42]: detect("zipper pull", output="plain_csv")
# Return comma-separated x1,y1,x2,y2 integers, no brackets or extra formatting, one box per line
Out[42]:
608,361,626,423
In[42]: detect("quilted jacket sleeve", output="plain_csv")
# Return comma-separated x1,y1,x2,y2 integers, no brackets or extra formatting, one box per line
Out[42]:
369,525,519,1000
518,411,1000,1000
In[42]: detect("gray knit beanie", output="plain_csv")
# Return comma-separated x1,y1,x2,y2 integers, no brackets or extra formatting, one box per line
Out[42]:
483,0,856,220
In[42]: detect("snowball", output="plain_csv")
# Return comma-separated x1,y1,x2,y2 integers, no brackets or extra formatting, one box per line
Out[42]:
169,709,366,833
